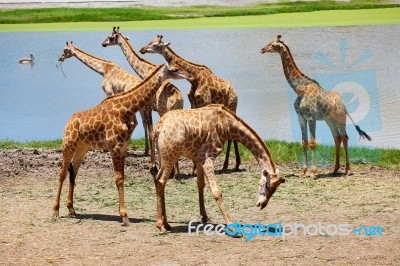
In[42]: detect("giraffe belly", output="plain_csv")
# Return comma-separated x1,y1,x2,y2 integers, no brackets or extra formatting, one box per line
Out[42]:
297,102,330,121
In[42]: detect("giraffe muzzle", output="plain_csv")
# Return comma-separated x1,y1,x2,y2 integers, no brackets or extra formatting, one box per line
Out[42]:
256,195,269,210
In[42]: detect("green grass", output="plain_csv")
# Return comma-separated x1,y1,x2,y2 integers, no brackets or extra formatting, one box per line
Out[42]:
1,0,399,24
1,138,398,166
0,1,399,31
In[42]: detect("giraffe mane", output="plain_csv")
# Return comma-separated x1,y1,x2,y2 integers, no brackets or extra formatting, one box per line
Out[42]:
278,39,320,86
72,45,113,64
118,33,156,67
166,47,212,71
101,64,164,103
217,105,277,172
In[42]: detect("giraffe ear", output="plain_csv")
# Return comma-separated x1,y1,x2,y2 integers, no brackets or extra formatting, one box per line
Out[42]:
163,42,171,47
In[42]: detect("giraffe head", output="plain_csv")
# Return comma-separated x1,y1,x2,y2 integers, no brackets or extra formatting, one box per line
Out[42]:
101,26,127,47
260,35,286,54
161,63,193,80
256,169,285,210
139,35,170,55
58,41,75,62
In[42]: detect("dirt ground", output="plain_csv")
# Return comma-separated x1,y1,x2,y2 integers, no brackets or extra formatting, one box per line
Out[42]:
0,148,399,265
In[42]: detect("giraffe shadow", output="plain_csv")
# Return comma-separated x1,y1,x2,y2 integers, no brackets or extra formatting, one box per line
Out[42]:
215,168,247,175
65,213,154,224
126,151,148,158
313,171,349,180
172,167,247,181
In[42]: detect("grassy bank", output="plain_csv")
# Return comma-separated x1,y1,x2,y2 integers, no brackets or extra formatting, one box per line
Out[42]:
1,2,400,31
1,139,398,167
1,0,399,24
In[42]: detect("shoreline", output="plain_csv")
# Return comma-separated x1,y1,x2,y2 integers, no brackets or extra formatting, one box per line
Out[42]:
0,0,267,9
1,7,400,32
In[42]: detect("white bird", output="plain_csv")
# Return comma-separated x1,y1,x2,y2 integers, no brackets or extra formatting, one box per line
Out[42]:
19,53,35,64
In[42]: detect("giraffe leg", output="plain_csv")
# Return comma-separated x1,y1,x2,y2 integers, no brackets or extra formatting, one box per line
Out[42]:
308,120,317,179
309,138,317,179
233,141,241,171
173,161,180,179
202,157,233,226
139,109,150,156
342,135,350,174
66,144,89,216
301,140,308,177
153,163,173,232
298,115,308,177
195,161,209,223
326,118,341,174
146,108,153,157
333,136,341,174
222,140,232,172
110,146,129,226
53,143,76,219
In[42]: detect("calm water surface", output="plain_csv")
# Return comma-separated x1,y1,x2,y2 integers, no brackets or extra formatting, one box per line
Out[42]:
0,26,399,148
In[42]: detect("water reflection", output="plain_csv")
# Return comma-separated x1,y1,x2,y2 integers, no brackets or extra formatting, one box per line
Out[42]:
0,26,398,148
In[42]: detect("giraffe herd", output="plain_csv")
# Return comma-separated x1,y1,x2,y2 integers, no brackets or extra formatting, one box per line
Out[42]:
53,28,371,232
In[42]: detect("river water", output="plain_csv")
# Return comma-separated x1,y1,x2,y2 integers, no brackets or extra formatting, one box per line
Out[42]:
0,25,399,148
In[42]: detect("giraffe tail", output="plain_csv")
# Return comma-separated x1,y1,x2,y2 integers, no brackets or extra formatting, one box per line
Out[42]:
355,125,372,141
346,113,372,141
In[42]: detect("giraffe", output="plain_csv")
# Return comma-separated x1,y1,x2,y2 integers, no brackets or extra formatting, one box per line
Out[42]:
150,104,284,232
101,27,184,164
58,41,152,155
140,35,241,173
52,64,192,226
261,35,371,178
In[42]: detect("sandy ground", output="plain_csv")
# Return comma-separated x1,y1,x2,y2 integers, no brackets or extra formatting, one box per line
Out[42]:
0,148,399,265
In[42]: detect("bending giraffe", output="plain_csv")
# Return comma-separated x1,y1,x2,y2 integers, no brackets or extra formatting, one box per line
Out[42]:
150,104,285,232
58,41,152,155
101,27,184,163
140,35,241,172
52,64,192,226
261,35,371,178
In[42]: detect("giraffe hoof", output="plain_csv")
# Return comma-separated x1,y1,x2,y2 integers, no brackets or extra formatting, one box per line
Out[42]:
300,168,308,178
159,224,171,233
52,210,60,220
201,216,210,223
68,208,76,216
310,168,316,179
121,216,130,226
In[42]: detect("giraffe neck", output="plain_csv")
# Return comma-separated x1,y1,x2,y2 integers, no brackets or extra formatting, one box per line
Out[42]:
118,36,156,79
225,110,276,173
279,44,318,95
71,46,110,76
162,47,210,79
105,65,165,116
